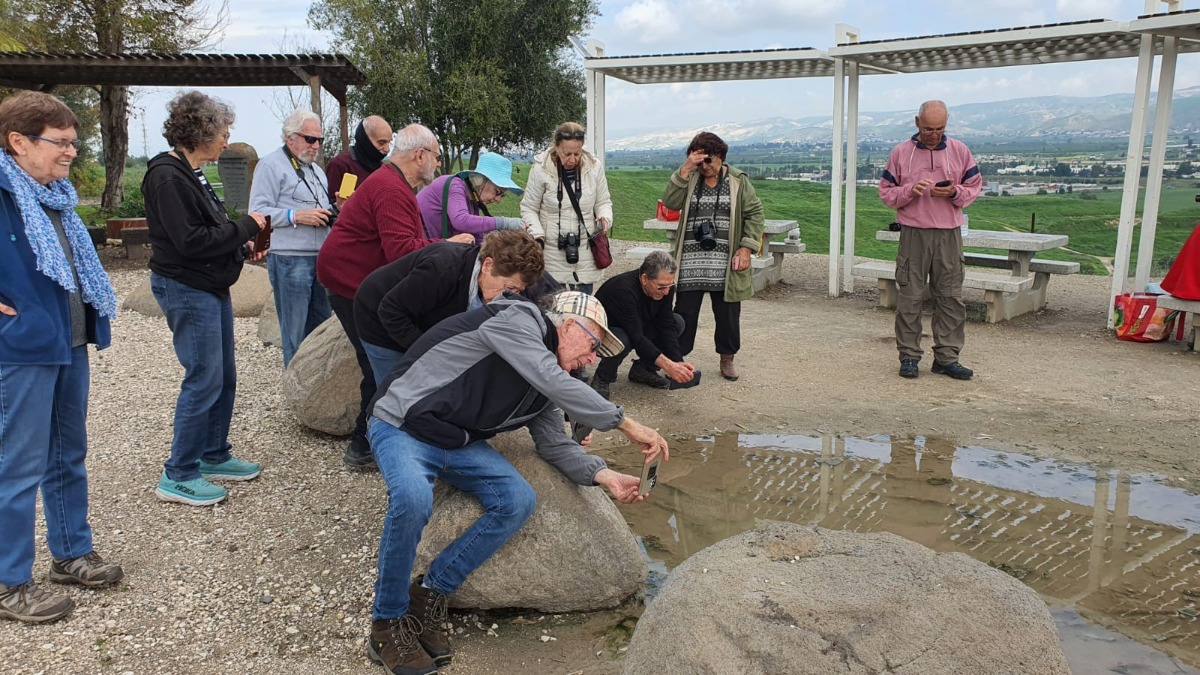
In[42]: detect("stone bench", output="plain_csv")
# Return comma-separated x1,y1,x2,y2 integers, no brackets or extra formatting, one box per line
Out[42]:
121,226,151,261
625,245,668,260
963,252,1079,276
1154,293,1200,351
852,261,1033,323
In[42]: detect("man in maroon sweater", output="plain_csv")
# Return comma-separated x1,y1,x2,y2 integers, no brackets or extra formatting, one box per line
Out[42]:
317,123,473,469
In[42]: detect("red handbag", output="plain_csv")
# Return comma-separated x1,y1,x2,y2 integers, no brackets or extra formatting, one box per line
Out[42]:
588,230,613,269
656,200,681,222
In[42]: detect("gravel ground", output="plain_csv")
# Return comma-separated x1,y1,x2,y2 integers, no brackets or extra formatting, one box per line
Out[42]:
4,238,1199,673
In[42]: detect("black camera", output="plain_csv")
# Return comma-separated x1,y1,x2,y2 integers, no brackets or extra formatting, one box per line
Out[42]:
558,231,579,264
325,203,339,228
693,219,717,250
888,221,902,232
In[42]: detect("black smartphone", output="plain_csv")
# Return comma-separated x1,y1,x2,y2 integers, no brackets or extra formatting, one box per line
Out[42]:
638,456,661,496
934,180,952,188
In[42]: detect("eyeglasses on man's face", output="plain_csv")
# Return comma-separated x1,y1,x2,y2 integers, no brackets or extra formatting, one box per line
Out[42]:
295,133,323,145
424,146,442,162
575,320,602,353
556,130,586,141
27,135,81,151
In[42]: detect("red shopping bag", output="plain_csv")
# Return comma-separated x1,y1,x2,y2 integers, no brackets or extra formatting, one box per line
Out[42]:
1113,293,1184,342
656,200,680,222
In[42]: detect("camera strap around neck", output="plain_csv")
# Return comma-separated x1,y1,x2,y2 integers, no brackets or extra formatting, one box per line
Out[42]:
557,162,591,240
690,166,727,219
441,172,490,239
284,145,328,207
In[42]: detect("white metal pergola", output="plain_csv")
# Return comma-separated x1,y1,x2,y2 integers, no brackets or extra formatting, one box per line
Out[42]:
581,2,1200,326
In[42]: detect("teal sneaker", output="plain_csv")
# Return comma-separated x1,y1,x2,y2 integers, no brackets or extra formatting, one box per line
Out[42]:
155,472,227,506
198,457,262,481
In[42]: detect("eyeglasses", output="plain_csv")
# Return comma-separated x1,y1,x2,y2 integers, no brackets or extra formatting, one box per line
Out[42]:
556,130,586,141
26,135,81,151
424,146,442,162
575,320,603,353
295,133,324,145
493,186,507,198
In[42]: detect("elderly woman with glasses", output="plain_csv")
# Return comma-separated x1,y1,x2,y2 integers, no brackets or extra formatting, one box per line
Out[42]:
521,122,613,296
661,131,764,382
418,151,526,245
142,91,269,507
0,91,123,623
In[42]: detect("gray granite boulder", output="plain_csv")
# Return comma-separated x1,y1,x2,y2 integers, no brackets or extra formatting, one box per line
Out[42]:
622,522,1069,675
414,431,647,612
258,295,281,347
122,264,272,318
280,316,358,436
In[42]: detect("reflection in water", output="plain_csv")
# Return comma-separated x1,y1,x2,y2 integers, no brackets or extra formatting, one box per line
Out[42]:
595,434,1200,671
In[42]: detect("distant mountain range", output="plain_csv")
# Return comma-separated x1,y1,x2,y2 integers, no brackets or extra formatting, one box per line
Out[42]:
608,87,1200,150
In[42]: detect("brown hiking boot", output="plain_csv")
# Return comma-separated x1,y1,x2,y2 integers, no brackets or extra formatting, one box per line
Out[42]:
49,551,124,588
0,581,75,623
719,354,739,381
368,615,436,675
409,577,452,665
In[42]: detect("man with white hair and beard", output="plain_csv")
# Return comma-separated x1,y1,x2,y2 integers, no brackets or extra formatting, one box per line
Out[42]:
250,109,334,367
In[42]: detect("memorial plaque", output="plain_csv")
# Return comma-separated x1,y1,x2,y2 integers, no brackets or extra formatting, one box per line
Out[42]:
218,142,259,215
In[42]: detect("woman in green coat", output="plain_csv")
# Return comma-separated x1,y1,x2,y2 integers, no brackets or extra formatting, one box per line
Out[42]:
661,132,764,381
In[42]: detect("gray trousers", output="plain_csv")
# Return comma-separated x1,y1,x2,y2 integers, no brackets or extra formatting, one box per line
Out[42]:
894,226,966,364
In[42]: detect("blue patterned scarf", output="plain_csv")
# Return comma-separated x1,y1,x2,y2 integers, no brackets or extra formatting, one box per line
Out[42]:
0,151,117,318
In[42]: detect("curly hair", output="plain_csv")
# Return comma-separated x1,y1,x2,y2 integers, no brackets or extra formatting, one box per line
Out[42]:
0,91,79,155
686,131,728,161
479,230,545,286
162,91,235,152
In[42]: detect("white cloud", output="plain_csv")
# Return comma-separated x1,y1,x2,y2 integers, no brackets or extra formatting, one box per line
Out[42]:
614,0,681,46
1054,0,1122,21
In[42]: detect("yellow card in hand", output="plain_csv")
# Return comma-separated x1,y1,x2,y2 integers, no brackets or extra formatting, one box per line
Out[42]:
339,173,358,199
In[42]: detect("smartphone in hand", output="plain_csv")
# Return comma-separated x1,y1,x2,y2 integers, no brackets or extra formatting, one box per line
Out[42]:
934,180,952,188
638,456,661,496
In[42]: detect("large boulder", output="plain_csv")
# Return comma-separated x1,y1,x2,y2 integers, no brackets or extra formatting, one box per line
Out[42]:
122,264,272,318
414,432,647,612
258,295,281,347
622,523,1068,675
280,316,359,436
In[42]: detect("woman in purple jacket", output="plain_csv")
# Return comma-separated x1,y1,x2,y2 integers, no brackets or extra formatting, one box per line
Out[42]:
0,91,123,624
418,151,525,244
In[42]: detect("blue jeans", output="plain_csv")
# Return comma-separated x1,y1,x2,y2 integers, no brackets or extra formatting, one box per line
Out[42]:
368,417,536,619
151,273,236,481
361,341,406,389
567,283,594,295
268,253,332,366
0,346,94,585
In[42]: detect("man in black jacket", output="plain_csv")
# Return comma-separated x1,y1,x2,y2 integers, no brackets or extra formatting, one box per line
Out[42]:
353,231,544,386
364,291,668,675
592,250,696,398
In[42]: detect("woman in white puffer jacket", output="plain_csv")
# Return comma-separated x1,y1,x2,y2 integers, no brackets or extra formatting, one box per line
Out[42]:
520,121,613,293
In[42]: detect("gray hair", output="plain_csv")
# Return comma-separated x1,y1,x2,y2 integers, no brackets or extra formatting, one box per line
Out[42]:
639,250,677,279
391,123,437,158
282,109,321,140
918,100,947,118
162,91,235,152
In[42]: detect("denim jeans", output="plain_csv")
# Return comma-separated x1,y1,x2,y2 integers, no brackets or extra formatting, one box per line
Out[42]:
268,253,332,366
361,340,406,389
368,417,536,619
0,346,94,586
151,273,236,482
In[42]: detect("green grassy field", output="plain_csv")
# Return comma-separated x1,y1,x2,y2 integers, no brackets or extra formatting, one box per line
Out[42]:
91,162,1198,277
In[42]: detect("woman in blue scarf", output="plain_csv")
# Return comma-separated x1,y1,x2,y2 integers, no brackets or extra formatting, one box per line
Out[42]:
0,91,123,624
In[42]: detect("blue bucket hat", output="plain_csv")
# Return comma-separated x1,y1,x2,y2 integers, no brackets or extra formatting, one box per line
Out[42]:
469,152,524,195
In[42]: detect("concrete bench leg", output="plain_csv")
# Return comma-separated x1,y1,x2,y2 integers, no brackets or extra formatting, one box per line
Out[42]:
876,279,898,309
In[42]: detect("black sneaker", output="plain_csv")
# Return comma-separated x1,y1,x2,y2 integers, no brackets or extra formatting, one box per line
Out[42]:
899,359,919,379
589,375,612,400
628,361,670,389
932,361,973,380
342,433,377,471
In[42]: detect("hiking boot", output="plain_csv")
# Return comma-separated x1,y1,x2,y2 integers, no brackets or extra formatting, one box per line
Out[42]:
628,360,669,389
155,472,227,506
589,374,612,400
932,361,974,380
899,359,919,379
368,615,437,675
409,577,452,665
343,432,378,472
49,551,124,588
198,456,261,481
0,581,74,623
719,354,739,381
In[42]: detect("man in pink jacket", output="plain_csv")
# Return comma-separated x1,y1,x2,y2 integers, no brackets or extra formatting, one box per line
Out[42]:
878,100,982,381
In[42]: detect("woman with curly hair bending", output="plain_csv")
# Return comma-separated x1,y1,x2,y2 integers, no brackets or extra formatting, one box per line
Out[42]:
141,91,268,507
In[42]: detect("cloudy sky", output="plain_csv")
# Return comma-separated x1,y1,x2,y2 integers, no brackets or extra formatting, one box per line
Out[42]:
127,0,1200,156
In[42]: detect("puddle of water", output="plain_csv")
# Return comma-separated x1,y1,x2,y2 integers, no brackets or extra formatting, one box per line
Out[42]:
593,433,1200,674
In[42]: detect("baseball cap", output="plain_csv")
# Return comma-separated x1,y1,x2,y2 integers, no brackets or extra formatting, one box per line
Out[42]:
551,291,624,357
